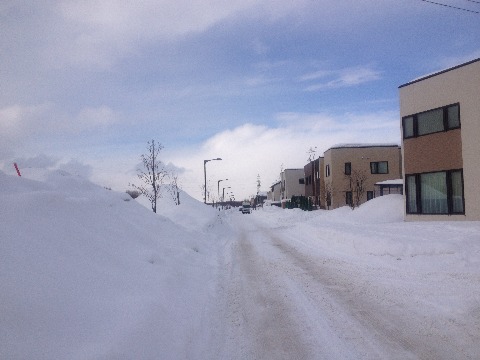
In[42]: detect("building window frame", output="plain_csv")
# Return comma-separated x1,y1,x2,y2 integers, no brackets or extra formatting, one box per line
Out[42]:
325,164,330,177
402,103,460,139
405,169,465,215
345,191,353,206
367,191,374,201
344,162,351,175
370,161,389,174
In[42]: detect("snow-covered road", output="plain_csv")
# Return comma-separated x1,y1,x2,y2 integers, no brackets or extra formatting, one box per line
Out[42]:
2,169,479,359
212,209,480,359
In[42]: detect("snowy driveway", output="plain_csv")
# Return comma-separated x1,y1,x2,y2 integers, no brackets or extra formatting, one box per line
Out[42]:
213,209,480,360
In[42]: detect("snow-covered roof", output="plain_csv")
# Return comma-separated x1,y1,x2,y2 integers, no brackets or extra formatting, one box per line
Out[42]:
399,57,480,88
328,143,400,151
375,179,403,186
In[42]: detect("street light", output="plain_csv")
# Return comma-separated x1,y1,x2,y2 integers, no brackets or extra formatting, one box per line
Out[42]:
204,158,222,204
222,186,231,202
217,178,228,199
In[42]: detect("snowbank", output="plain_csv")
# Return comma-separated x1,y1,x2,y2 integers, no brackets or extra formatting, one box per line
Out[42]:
0,170,222,359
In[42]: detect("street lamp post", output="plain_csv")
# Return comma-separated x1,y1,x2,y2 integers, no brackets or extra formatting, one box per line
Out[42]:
204,158,222,204
222,186,231,203
217,178,228,199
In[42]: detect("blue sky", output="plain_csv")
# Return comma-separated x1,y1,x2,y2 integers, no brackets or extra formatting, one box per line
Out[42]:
1,0,479,201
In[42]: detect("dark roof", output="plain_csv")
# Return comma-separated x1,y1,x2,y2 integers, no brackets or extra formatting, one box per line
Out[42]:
399,58,480,88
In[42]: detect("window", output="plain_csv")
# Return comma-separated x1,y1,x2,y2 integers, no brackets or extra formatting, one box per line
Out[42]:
418,108,444,136
402,103,460,139
346,191,352,206
344,162,351,175
299,178,305,185
406,169,464,215
406,176,417,213
370,161,388,174
403,116,414,138
325,164,330,177
367,191,374,201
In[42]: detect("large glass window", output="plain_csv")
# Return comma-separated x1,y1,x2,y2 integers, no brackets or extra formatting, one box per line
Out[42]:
420,172,448,214
406,170,464,215
402,103,460,138
370,161,388,174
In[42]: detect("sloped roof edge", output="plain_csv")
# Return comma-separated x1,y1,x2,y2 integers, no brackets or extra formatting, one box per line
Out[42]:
399,58,480,88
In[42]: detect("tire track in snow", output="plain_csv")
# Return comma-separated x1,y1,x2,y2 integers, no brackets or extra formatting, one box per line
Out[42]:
223,230,314,359
267,230,476,359
218,214,479,359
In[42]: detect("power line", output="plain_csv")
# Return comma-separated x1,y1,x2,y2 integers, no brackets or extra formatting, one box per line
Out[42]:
420,0,480,13
465,0,480,5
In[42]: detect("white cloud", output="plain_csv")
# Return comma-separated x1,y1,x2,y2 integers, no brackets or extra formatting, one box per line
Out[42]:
165,110,400,201
0,103,119,163
302,66,382,91
13,154,59,169
75,106,118,130
53,0,312,68
2,109,401,201
58,159,93,179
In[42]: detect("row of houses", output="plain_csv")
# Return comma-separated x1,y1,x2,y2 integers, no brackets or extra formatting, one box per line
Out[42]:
267,143,403,210
267,57,480,221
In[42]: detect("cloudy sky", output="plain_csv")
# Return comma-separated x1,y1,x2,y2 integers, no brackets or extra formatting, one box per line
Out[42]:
1,0,479,201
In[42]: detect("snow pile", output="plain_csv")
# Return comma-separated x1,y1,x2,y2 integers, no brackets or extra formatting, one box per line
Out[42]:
0,169,222,360
256,195,480,271
135,184,220,232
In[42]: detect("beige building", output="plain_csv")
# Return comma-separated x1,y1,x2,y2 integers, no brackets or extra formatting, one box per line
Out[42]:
399,58,480,221
323,144,402,209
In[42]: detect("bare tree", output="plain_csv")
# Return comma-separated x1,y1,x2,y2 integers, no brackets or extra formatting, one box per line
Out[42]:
345,169,368,209
323,181,334,210
130,140,167,213
200,184,212,203
167,172,181,205
307,146,317,162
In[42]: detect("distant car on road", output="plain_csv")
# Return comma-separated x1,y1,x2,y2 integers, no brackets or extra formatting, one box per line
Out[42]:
241,202,252,214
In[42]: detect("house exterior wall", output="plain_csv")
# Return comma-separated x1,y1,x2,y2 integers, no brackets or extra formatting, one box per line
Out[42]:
318,157,324,208
323,145,402,210
399,58,480,221
269,182,281,201
280,169,305,200
403,129,462,174
304,157,323,207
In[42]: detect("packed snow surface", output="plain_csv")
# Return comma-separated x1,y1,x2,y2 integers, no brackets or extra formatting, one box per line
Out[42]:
1,169,479,359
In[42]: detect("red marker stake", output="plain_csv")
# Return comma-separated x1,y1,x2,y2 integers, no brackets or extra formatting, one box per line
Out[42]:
14,163,21,177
